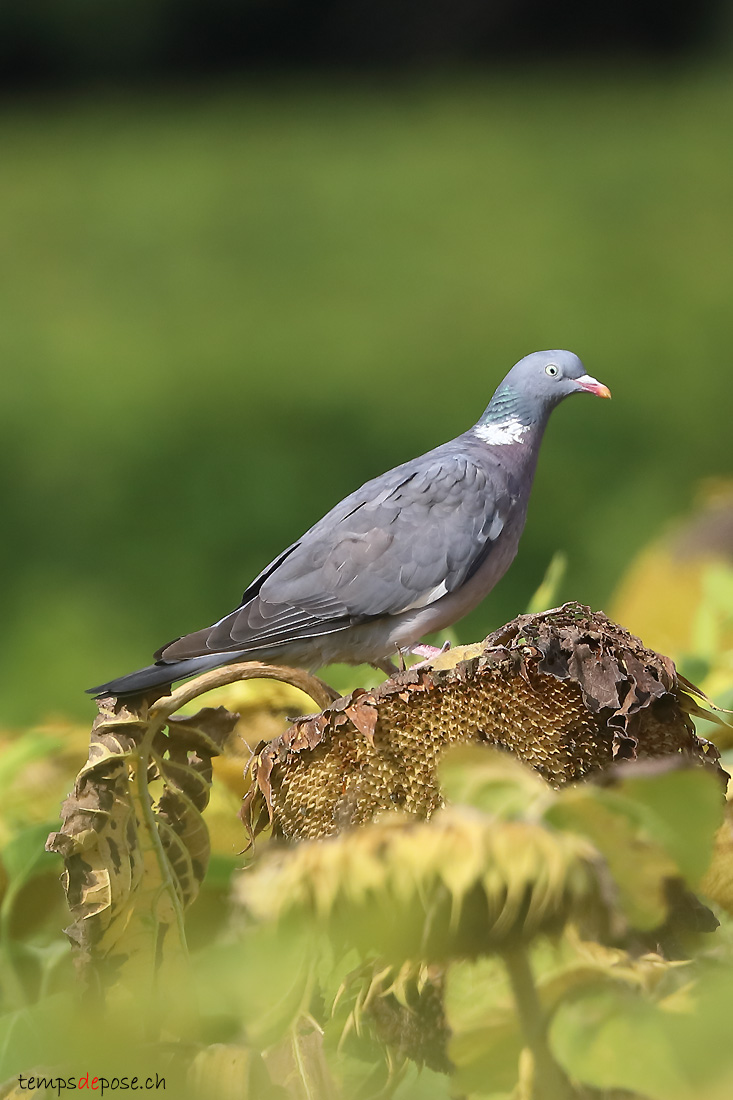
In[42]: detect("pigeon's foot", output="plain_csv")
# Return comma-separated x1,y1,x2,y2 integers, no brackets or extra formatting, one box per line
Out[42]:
411,641,452,659
409,641,452,669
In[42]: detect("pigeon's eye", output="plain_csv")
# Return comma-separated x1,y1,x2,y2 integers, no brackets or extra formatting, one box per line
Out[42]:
545,364,559,377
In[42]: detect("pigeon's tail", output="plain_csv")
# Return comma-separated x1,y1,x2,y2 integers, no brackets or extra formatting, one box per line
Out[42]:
86,652,239,698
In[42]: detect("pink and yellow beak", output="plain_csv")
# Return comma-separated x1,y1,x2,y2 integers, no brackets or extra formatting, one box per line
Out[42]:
576,374,612,399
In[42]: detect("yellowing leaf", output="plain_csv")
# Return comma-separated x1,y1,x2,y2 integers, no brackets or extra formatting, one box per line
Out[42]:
551,987,686,1099
701,801,733,915
546,789,676,930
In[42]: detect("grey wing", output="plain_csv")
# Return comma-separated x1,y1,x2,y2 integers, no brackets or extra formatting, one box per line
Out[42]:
158,450,512,660
268,453,513,617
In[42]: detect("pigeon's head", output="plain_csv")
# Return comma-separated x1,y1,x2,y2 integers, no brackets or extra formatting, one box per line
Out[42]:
508,350,611,410
477,350,610,439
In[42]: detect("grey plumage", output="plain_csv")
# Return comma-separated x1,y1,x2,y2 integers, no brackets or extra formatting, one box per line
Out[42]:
88,349,610,697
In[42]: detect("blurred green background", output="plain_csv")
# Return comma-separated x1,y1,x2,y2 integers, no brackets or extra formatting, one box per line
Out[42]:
1,67,732,725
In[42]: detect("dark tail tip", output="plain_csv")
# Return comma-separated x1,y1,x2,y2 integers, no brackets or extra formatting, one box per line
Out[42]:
86,662,176,698
86,652,238,698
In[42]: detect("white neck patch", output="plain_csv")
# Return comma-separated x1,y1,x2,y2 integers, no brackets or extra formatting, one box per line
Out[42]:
474,417,531,445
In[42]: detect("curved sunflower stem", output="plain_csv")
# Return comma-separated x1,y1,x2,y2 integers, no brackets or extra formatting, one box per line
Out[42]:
502,945,575,1100
149,661,340,723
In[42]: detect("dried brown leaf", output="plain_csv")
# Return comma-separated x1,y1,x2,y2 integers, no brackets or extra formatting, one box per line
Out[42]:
46,662,337,1001
46,696,236,997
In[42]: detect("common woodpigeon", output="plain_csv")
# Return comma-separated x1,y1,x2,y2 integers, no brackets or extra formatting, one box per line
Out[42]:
88,349,610,696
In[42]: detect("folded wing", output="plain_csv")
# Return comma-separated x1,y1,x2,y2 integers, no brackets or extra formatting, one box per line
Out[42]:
158,444,512,662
